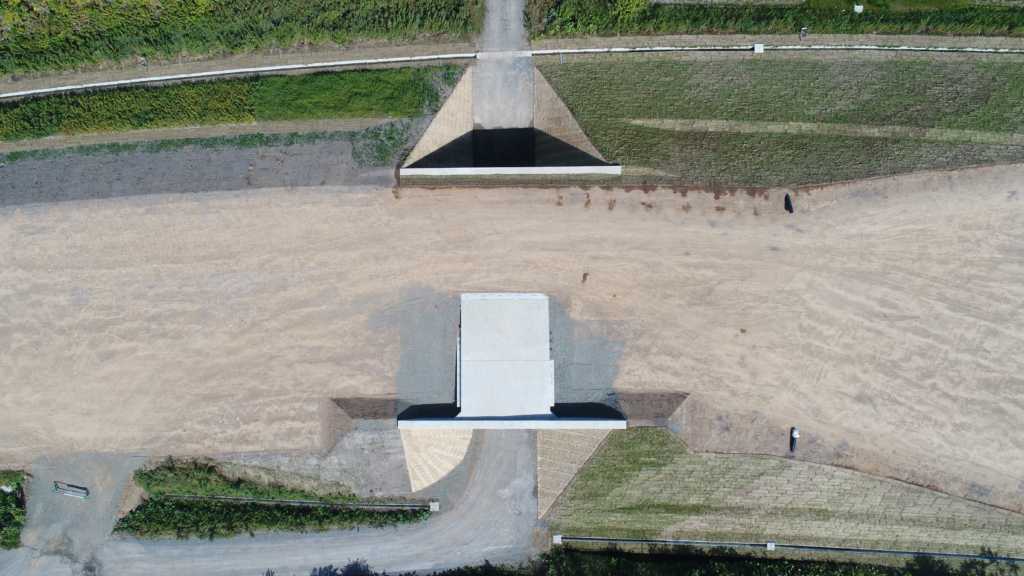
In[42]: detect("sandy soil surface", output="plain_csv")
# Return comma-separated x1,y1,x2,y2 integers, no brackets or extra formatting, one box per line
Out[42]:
1,163,1022,519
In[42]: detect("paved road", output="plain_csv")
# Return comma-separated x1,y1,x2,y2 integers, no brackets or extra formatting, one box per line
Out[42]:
92,430,539,576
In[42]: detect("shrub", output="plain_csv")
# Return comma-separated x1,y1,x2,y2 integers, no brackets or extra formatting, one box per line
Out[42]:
0,471,27,550
134,458,355,503
114,498,428,540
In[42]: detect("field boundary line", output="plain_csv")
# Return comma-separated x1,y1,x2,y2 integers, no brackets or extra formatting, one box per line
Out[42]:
4,44,1024,101
160,494,431,510
556,536,1024,563
0,54,478,100
532,45,1024,55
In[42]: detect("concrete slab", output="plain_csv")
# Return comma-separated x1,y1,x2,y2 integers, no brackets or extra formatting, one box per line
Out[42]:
472,55,534,129
460,294,549,361
459,293,553,418
460,360,554,417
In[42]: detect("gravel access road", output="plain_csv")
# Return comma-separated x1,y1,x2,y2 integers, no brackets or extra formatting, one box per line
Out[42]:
92,430,540,576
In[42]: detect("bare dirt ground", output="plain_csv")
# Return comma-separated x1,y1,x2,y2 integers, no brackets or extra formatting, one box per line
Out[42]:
1,163,1022,521
18,453,148,573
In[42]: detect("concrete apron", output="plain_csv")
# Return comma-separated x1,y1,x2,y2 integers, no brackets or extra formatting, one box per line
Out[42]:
472,52,535,130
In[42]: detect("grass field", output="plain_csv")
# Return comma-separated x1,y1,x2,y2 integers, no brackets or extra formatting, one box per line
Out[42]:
0,67,461,143
527,0,1024,38
0,471,26,550
546,429,1024,556
0,0,482,74
537,53,1024,186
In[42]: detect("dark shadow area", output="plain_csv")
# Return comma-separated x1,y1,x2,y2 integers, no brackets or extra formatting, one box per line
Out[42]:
785,193,794,213
618,392,689,427
396,402,461,420
406,132,473,168
473,128,535,167
332,397,395,421
405,129,611,169
535,131,609,167
550,299,626,413
551,402,625,420
293,544,1024,576
366,286,460,419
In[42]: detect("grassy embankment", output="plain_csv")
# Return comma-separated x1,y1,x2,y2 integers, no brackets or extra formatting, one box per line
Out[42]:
0,66,463,165
0,67,455,141
537,54,1024,186
528,0,1024,38
0,471,27,550
544,429,1024,557
115,459,428,540
0,0,482,74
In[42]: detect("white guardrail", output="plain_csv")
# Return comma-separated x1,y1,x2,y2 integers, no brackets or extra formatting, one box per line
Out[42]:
3,44,1024,100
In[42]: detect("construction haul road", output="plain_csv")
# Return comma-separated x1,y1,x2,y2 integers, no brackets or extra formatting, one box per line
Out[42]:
2,163,1022,522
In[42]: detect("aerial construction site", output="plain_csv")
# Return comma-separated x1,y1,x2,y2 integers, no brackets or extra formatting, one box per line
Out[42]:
1,0,1023,574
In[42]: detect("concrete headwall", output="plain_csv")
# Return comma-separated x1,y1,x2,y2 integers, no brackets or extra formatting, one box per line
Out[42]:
404,70,474,168
533,70,607,165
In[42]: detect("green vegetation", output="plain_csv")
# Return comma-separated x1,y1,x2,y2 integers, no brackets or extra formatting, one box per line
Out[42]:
528,0,1024,37
117,498,428,537
0,471,26,550
134,459,356,503
545,429,1024,556
537,54,1024,186
0,0,482,74
118,459,427,540
288,548,1023,576
0,67,461,143
114,498,427,540
0,122,415,166
0,129,352,164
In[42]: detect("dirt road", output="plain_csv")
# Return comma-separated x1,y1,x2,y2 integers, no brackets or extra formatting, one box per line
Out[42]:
1,163,1022,517
92,430,539,575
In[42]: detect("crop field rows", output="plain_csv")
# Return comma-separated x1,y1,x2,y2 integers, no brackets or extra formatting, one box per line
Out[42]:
527,0,1024,38
537,52,1024,186
0,0,483,74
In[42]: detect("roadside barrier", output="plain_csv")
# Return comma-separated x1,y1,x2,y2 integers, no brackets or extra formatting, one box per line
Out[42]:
553,535,1024,563
160,494,437,511
3,44,1023,100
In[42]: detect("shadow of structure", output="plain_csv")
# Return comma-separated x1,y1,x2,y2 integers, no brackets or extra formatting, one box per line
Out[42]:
406,128,610,169
401,66,616,174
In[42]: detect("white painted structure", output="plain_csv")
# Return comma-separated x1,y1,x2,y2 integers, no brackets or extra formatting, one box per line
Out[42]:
399,166,622,176
458,294,554,417
398,293,626,429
